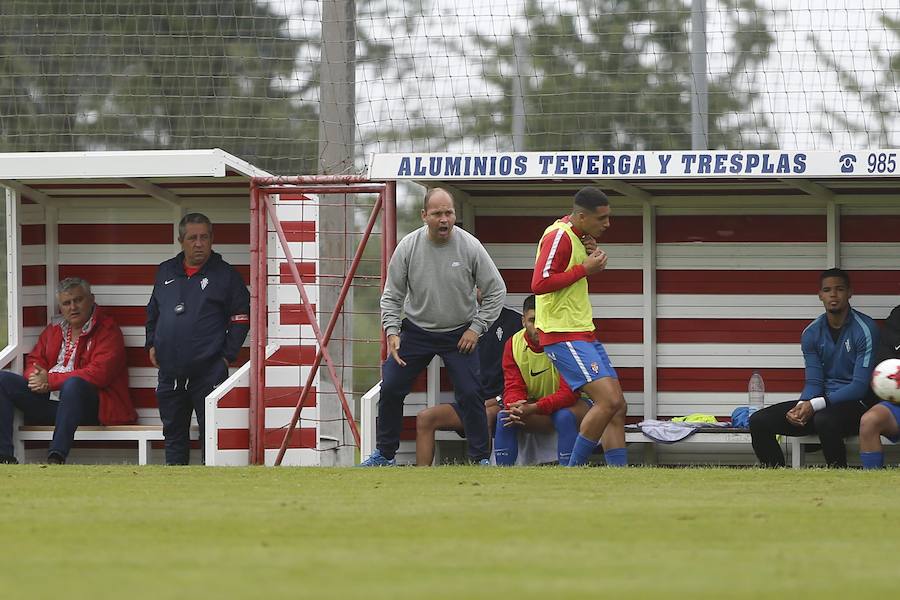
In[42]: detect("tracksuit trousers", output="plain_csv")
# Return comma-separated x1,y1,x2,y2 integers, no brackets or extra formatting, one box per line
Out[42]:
378,319,490,462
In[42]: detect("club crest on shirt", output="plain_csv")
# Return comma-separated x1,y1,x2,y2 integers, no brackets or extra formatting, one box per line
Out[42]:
845,339,851,352
201,277,209,290
591,362,600,374
495,326,503,341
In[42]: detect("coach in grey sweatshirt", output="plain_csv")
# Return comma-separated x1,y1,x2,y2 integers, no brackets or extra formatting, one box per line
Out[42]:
359,187,506,466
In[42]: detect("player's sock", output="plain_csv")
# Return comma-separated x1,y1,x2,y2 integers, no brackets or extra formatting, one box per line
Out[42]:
551,408,578,465
566,434,599,467
493,411,518,466
860,451,884,470
604,447,627,467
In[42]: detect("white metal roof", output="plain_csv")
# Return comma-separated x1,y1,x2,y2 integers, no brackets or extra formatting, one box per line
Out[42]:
0,149,269,180
0,149,270,207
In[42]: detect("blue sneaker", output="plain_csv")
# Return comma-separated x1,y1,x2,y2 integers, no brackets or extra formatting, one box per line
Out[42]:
358,449,396,467
477,458,491,466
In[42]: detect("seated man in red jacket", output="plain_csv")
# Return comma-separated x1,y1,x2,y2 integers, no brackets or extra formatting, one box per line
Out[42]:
0,277,136,464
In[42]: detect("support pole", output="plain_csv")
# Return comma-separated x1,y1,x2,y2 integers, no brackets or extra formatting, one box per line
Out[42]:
249,183,263,464
690,0,709,150
381,181,397,361
255,194,269,465
273,193,383,465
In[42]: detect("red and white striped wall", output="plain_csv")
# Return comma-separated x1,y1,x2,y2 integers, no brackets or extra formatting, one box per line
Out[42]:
209,192,322,466
381,191,900,465
0,151,334,465
476,198,899,417
14,188,253,461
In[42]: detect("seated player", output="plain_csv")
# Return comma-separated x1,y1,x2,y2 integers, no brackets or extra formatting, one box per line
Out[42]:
858,304,900,469
749,268,879,467
415,301,523,466
494,294,606,465
0,277,137,464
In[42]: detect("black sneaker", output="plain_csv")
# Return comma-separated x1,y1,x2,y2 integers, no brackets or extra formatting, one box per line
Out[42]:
47,452,66,465
0,454,18,465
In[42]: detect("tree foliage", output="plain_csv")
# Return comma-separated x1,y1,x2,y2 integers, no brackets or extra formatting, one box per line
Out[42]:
0,0,317,174
811,12,900,147
443,0,775,151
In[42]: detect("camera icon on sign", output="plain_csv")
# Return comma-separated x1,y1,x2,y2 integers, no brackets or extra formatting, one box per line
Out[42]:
839,154,857,173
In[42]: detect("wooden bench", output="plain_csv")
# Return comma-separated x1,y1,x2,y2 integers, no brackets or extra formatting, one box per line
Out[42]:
787,435,895,468
362,375,887,468
625,424,752,445
623,424,759,465
419,426,763,466
626,427,894,468
15,425,199,465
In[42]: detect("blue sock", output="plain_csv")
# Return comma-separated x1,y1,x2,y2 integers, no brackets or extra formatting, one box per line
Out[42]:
493,411,518,466
552,408,578,465
861,451,884,470
566,434,600,467
604,447,628,467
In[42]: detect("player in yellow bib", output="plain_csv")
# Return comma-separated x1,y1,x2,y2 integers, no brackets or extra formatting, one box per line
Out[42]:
531,186,627,466
493,294,592,465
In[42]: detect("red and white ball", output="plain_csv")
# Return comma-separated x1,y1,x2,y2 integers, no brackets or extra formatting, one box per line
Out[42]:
871,358,900,404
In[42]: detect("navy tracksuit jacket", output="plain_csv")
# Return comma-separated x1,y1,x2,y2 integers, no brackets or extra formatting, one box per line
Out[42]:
146,251,250,378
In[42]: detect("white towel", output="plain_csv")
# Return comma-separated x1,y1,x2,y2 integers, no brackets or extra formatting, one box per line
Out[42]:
638,419,705,443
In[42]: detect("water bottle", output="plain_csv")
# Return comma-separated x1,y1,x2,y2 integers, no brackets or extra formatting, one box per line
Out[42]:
748,371,765,413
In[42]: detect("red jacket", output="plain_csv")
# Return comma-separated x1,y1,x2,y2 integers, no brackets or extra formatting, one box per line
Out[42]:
501,335,579,415
25,305,137,425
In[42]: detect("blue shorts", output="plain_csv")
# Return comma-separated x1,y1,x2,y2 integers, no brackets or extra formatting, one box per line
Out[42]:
878,401,900,443
543,340,617,392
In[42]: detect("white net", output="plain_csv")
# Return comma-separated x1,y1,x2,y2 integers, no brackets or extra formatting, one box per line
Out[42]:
0,0,898,171
353,0,900,154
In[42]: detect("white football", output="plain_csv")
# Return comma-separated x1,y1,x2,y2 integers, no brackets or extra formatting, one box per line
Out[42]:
871,358,900,404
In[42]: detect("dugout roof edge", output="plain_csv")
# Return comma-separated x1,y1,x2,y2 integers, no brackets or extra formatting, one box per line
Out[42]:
0,149,270,207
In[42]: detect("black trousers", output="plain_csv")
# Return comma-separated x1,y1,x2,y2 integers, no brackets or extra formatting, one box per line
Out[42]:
0,373,99,459
156,360,228,465
749,399,867,467
378,319,489,462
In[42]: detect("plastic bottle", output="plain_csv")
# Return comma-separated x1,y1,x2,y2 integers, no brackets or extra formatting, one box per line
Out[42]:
748,371,765,413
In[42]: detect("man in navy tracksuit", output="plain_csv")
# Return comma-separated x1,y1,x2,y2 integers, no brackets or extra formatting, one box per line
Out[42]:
146,213,250,465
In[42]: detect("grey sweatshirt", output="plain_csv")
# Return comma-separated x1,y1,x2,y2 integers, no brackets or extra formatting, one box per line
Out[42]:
381,225,506,337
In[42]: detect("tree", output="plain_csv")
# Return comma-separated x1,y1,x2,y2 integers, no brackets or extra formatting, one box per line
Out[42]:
0,0,318,174
810,12,900,147
378,0,775,152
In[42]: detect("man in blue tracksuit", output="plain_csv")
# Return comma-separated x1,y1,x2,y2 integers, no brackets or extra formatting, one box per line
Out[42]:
750,268,879,467
146,213,250,465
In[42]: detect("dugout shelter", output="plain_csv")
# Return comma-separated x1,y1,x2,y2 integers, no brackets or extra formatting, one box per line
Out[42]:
3,148,898,467
365,149,900,465
0,149,335,466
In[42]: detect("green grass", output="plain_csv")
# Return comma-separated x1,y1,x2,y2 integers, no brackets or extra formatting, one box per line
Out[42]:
1,466,895,599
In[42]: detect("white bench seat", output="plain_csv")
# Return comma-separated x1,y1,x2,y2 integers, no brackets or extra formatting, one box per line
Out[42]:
788,435,894,468
16,425,199,465
625,427,893,468
623,425,786,466
625,428,752,445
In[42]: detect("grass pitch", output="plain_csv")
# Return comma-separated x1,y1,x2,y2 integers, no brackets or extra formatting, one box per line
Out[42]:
1,465,895,599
